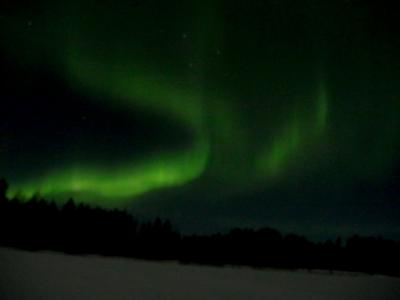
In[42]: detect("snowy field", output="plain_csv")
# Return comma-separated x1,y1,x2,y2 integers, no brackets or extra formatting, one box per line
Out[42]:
0,247,399,300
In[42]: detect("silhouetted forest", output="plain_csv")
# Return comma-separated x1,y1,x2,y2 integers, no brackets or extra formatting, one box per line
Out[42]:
1,178,399,277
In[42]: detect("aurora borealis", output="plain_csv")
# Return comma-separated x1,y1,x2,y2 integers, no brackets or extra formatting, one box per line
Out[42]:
1,0,399,238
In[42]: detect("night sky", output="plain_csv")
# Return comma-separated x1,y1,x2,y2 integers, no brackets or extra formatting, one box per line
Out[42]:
1,0,399,239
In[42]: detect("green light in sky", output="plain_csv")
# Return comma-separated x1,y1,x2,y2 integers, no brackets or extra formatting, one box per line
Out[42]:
7,142,208,205
256,80,329,179
2,1,332,204
6,0,400,209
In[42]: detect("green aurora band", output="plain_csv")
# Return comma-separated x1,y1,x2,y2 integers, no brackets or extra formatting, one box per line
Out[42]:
1,0,399,207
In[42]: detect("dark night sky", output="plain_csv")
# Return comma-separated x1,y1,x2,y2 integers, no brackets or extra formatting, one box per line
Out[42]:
1,0,399,239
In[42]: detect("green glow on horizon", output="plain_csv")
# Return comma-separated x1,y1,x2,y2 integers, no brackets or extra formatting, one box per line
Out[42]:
4,0,215,204
7,142,208,205
3,0,398,208
2,1,332,204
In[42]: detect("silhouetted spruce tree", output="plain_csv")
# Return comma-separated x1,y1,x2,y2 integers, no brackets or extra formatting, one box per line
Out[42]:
1,176,400,277
0,178,8,203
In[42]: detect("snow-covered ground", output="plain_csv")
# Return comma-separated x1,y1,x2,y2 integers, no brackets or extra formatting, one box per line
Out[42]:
0,247,399,300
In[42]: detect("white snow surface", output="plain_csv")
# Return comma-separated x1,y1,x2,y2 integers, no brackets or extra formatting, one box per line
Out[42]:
0,247,399,300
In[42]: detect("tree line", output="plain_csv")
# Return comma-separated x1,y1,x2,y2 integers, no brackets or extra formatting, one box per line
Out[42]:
0,178,399,277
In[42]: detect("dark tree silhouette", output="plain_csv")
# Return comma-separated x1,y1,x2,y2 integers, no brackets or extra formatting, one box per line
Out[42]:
0,177,399,277
0,178,8,203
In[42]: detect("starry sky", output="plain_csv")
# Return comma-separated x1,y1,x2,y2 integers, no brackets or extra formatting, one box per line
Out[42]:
1,0,399,239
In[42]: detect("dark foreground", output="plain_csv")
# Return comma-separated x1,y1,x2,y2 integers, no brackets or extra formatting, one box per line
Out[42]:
1,193,400,277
